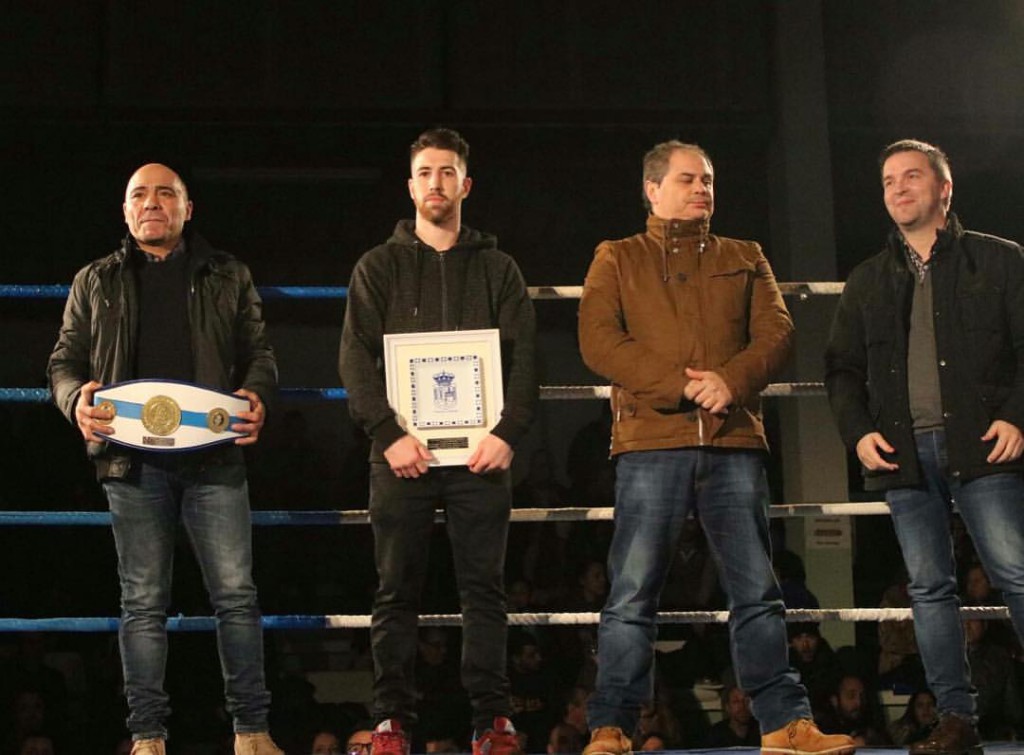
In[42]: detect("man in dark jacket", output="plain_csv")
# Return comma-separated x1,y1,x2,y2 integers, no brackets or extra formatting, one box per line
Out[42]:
47,163,281,755
826,139,1024,754
338,128,537,755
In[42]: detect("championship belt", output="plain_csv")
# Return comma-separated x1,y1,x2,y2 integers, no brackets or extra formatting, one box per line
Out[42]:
92,380,251,452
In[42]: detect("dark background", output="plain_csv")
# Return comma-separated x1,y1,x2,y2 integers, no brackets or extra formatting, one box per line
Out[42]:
2,0,1024,626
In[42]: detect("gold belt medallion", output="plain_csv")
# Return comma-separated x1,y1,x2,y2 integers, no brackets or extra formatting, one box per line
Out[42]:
207,407,230,433
95,400,116,424
141,395,181,436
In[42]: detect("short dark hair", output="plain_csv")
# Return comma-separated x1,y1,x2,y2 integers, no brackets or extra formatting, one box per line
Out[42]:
410,127,470,171
879,139,952,210
642,140,712,212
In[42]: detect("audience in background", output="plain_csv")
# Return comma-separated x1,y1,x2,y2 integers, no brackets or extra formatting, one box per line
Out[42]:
814,674,890,747
702,685,759,748
886,689,937,747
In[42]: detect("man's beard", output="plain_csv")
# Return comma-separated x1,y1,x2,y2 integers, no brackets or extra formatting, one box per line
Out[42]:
419,197,455,224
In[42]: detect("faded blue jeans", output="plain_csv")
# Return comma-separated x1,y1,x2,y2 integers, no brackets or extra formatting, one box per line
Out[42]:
886,429,1024,718
103,458,271,740
588,448,810,735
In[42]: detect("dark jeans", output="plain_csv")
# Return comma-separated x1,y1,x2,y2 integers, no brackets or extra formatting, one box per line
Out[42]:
587,448,810,734
368,463,512,733
103,459,271,739
887,429,1024,717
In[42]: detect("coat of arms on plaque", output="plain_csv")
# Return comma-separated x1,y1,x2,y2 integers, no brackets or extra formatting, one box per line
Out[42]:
409,355,483,429
432,369,457,412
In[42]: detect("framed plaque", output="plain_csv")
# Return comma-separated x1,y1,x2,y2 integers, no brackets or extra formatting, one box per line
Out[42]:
383,329,504,466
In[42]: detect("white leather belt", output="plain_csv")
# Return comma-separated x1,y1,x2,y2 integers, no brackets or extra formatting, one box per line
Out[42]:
93,380,250,452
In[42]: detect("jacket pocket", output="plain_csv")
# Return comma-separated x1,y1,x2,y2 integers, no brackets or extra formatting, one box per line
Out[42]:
611,385,637,421
707,265,754,322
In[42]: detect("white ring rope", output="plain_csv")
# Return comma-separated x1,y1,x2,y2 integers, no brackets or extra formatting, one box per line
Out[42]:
318,605,1010,629
538,383,827,400
527,282,845,300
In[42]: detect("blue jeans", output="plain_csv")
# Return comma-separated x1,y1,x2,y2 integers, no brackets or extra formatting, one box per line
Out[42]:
886,429,1024,718
588,448,809,734
103,458,271,739
368,464,512,734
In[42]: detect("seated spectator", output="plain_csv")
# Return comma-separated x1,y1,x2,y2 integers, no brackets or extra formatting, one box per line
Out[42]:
815,674,889,747
661,516,721,612
774,549,820,609
506,577,537,614
344,723,373,755
886,689,937,747
556,686,590,740
508,630,554,750
703,685,759,748
635,732,666,751
3,688,56,755
424,734,461,753
963,565,1021,657
787,623,841,713
963,562,999,604
309,728,343,755
964,617,1023,738
634,699,682,751
877,568,924,689
513,449,570,509
546,722,583,754
18,735,55,755
415,627,470,735
562,560,608,613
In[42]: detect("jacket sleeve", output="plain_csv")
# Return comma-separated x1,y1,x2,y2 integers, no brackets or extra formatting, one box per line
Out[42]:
338,254,406,450
716,248,794,404
490,257,538,447
47,265,94,424
824,269,877,449
577,242,688,409
234,262,278,406
994,241,1024,430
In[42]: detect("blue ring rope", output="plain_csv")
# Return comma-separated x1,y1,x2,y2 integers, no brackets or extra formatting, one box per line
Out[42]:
0,511,369,526
0,285,348,300
0,387,349,403
0,616,333,632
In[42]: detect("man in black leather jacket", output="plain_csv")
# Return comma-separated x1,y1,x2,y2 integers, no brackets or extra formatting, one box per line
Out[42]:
826,139,1024,755
47,163,281,755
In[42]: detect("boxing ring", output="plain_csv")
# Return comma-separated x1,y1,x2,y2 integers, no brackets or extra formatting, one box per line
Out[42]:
1,282,1019,752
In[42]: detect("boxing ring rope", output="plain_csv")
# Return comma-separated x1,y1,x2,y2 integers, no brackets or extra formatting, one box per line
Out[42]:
0,283,845,300
0,606,1011,634
3,280,1009,633
0,502,893,528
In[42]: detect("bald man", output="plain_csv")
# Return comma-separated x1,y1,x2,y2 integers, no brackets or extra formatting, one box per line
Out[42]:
48,164,282,755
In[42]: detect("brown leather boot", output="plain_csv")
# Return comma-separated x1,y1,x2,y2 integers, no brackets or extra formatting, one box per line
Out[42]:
582,726,632,755
130,740,166,755
761,719,856,754
234,732,284,755
909,713,982,755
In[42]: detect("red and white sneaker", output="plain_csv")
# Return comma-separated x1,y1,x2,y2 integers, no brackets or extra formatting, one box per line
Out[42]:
473,716,523,755
371,719,410,755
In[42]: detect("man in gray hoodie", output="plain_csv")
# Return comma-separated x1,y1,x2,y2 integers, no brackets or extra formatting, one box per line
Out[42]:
339,128,537,755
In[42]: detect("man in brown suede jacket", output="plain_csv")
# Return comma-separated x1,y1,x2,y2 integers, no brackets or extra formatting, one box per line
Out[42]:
577,140,854,755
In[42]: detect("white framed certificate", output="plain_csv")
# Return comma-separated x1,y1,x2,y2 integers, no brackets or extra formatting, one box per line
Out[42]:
383,329,504,466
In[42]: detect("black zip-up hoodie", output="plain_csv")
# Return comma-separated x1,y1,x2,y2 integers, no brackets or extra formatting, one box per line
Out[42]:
339,220,538,459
